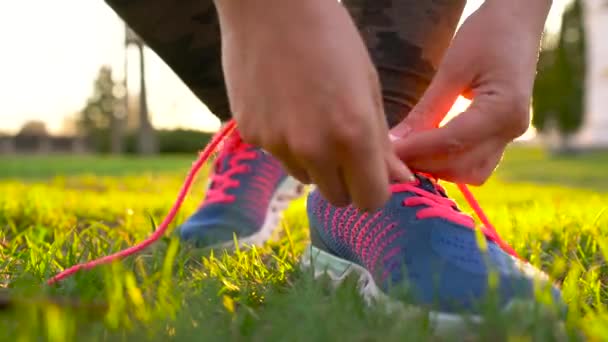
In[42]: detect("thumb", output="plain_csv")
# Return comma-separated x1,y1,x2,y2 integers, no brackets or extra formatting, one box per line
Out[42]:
390,67,467,139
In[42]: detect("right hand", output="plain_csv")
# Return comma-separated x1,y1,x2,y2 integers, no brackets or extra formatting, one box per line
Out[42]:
215,0,413,211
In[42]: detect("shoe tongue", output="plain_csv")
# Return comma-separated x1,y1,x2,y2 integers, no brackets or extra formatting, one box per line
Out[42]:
222,129,245,152
414,174,444,196
213,130,244,173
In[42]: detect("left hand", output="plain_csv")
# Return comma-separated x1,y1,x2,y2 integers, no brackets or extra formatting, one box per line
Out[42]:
390,0,551,185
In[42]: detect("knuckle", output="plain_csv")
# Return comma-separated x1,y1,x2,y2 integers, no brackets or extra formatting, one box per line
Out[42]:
260,134,283,151
437,64,463,84
355,186,390,212
333,196,352,208
367,68,381,87
239,129,260,146
467,175,489,186
466,162,493,186
467,170,491,186
281,164,311,184
503,94,531,137
438,165,485,185
443,138,467,154
333,121,366,147
319,186,350,208
289,140,321,162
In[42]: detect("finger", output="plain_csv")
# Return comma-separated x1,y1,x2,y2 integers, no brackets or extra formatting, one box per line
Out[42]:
340,135,390,212
292,136,352,207
306,162,351,207
280,161,311,184
390,61,470,139
386,134,415,182
393,99,495,162
273,151,312,184
264,141,312,184
405,138,505,185
386,152,415,183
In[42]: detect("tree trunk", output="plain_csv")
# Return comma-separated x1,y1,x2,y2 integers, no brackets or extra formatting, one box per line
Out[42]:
575,0,608,147
110,110,125,154
136,43,158,155
110,50,129,155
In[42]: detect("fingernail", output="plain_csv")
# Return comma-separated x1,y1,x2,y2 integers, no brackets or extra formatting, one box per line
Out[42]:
395,162,415,182
389,123,412,139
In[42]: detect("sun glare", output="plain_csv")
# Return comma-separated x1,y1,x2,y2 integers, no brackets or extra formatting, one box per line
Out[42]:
439,95,536,141
440,96,472,127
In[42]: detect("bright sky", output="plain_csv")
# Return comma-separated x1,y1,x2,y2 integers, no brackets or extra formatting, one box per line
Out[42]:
0,0,569,135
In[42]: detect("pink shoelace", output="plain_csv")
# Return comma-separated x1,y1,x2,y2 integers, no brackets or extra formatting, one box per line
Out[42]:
392,179,518,258
47,119,518,285
204,130,257,205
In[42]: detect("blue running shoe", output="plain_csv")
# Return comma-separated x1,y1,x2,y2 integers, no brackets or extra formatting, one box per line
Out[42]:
179,129,305,248
302,174,561,330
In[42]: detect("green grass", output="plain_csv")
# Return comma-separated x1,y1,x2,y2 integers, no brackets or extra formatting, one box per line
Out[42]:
1,146,608,341
0,155,195,179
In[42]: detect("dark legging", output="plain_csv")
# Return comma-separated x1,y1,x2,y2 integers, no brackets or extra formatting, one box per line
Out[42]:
105,0,466,128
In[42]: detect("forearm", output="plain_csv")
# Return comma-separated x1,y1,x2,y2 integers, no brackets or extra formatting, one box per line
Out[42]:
213,0,336,41
482,0,552,37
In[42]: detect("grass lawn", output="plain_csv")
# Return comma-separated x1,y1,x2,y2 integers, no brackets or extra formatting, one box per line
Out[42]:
1,146,608,341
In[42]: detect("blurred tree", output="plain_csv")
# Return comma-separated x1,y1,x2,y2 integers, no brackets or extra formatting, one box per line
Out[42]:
18,120,48,137
79,66,124,153
123,129,212,154
532,0,586,151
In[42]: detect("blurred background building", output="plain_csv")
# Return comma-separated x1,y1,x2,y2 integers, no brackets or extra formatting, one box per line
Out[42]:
575,0,608,147
0,0,605,155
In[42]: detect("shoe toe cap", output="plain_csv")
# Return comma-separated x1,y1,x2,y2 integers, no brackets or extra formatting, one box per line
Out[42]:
178,206,257,247
381,222,563,314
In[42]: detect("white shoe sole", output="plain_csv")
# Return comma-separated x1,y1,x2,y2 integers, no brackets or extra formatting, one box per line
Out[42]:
300,245,482,336
222,176,306,248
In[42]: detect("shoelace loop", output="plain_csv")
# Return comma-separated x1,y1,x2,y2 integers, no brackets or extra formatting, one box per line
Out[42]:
391,179,518,258
204,132,257,205
46,121,237,285
394,181,476,228
47,119,519,285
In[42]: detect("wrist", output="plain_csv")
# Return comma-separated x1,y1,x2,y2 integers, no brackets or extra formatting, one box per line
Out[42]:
482,0,552,35
213,0,244,19
484,0,552,10
214,0,341,43
213,0,254,37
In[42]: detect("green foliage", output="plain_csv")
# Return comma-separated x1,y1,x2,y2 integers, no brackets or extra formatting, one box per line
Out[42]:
18,120,48,137
124,129,213,154
533,0,586,135
78,66,120,153
0,147,608,340
77,66,212,155
0,155,195,179
156,129,212,154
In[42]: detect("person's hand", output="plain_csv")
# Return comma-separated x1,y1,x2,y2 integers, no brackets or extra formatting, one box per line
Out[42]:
215,0,413,210
390,0,551,185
